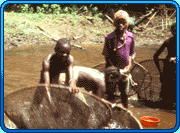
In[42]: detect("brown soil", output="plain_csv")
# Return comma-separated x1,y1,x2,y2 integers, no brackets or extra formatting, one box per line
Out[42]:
4,13,173,50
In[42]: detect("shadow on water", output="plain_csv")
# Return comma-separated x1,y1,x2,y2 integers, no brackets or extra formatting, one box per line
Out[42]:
129,99,176,114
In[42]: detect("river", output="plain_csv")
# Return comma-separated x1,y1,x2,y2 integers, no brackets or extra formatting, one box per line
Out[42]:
4,43,176,129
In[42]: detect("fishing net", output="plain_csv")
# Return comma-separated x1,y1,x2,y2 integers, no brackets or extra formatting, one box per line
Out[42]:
92,59,175,102
132,59,161,101
92,60,152,98
136,59,176,102
4,85,142,129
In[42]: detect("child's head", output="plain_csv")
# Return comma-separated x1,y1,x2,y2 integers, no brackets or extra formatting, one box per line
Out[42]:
54,38,71,58
171,22,176,36
105,66,121,82
113,10,130,30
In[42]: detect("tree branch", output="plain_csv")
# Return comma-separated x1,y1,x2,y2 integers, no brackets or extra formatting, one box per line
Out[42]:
134,8,156,27
36,25,84,49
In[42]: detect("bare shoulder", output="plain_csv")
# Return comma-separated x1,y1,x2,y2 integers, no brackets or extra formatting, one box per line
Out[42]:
68,55,74,64
42,54,53,70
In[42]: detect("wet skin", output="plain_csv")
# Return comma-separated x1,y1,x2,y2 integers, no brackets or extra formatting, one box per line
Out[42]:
39,39,77,114
73,66,105,98
73,66,123,98
4,64,143,129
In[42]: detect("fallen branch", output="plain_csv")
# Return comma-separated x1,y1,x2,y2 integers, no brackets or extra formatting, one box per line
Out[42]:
145,23,173,31
169,10,176,19
36,25,59,40
104,14,113,24
166,10,168,29
134,8,156,27
36,25,84,49
144,11,158,28
77,6,85,14
77,6,85,12
71,44,83,49
29,28,57,42
72,35,84,40
10,42,18,47
85,17,94,24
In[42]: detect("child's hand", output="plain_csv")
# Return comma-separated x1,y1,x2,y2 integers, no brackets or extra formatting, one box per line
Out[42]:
120,69,126,74
120,67,129,74
70,84,79,93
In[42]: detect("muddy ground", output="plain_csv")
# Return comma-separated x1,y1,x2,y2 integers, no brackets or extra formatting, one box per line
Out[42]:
4,12,173,50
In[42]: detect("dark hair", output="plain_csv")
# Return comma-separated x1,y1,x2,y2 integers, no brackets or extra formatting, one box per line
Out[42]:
55,38,71,50
105,66,121,80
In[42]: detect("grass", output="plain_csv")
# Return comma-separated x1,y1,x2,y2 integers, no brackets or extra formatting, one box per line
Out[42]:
4,16,36,37
96,31,102,36
71,19,78,26
4,12,52,39
4,11,111,33
154,32,162,36
4,11,112,49
5,11,174,49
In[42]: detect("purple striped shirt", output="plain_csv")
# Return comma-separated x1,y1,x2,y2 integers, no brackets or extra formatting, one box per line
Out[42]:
102,30,135,69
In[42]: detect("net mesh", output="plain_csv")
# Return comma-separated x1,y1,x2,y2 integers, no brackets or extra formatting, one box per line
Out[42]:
92,59,173,102
4,85,142,129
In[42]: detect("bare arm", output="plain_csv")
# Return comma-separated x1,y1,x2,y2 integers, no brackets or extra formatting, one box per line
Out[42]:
122,55,133,74
65,55,77,93
127,55,133,71
44,71,52,103
42,54,53,104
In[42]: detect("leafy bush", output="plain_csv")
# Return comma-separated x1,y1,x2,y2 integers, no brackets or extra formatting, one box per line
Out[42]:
83,6,88,12
36,6,45,13
92,7,98,14
63,7,69,13
97,13,103,18
20,4,29,13
51,4,62,14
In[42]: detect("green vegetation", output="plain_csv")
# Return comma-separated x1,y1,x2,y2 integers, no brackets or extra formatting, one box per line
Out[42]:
4,11,113,48
4,4,104,17
4,4,176,50
96,31,102,36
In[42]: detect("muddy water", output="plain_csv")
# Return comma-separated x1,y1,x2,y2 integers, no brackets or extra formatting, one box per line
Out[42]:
4,43,176,129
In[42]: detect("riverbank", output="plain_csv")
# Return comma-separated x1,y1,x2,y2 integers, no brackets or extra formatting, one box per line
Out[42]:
4,12,174,50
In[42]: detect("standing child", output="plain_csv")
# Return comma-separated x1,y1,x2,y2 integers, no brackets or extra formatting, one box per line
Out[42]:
102,10,135,108
153,23,176,105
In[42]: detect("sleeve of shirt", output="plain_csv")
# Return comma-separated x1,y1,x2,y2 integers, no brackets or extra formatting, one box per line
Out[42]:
130,34,135,56
102,37,110,57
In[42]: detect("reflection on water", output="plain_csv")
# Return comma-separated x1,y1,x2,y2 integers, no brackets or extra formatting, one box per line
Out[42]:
4,44,176,129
